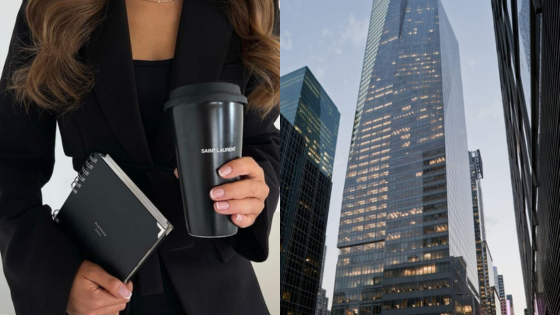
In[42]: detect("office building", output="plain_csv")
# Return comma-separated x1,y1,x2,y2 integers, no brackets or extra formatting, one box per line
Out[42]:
493,266,512,315
491,0,560,314
317,246,332,315
316,288,332,315
280,67,340,178
507,295,515,315
469,150,496,315
493,286,504,315
331,1,479,314
280,67,341,315
493,267,499,294
506,299,512,315
497,274,505,299
495,267,505,315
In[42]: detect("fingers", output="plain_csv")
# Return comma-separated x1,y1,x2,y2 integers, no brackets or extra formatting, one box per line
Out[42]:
213,199,262,228
82,263,132,300
214,198,264,216
174,157,264,182
93,302,128,315
85,283,133,310
210,179,270,201
172,156,269,230
68,261,133,315
217,157,265,182
229,213,257,228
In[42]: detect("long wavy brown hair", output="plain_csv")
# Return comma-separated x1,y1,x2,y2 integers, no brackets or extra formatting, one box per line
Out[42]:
6,0,279,118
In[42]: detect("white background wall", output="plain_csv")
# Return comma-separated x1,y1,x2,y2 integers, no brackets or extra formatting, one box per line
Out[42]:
0,1,279,314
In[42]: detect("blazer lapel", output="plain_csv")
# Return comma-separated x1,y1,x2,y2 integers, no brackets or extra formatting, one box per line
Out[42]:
85,0,151,166
84,0,233,167
152,0,234,166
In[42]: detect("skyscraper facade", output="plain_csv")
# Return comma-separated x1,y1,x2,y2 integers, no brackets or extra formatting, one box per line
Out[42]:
469,150,496,315
493,287,503,315
491,0,560,314
332,1,479,314
497,275,505,299
495,269,506,315
316,288,332,315
317,246,332,315
507,295,515,315
493,267,499,294
492,266,511,315
280,67,340,178
280,67,341,315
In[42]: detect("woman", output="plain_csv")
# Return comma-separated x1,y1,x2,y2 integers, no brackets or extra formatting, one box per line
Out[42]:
0,0,279,314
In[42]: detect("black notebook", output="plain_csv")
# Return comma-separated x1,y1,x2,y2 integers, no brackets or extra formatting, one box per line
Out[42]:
52,152,173,283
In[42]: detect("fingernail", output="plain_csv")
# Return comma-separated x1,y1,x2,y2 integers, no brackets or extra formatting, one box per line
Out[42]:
210,188,225,198
236,214,243,222
174,169,178,177
119,286,132,299
219,166,232,177
216,202,229,210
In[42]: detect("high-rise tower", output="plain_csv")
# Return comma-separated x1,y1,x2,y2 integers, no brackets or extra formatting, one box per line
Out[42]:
469,150,496,315
332,1,478,314
491,0,560,313
280,67,340,315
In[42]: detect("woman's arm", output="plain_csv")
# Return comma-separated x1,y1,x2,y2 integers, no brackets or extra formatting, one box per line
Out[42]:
0,2,84,314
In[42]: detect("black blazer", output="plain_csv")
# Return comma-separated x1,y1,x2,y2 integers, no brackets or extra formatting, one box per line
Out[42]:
0,0,279,314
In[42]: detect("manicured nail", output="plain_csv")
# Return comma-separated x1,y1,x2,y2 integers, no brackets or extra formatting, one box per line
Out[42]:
210,188,225,198
119,286,132,299
236,214,243,222
219,166,232,177
216,202,229,210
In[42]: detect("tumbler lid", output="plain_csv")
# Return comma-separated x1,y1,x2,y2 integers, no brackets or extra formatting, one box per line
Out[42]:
164,82,248,111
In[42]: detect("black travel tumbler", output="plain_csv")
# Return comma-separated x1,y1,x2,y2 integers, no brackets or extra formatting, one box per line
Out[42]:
164,82,246,238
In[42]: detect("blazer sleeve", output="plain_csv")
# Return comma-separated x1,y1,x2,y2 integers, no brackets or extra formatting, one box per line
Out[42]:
232,75,280,263
0,2,85,314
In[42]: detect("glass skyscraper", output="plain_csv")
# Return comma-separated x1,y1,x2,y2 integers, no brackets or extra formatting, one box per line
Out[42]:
491,0,560,314
281,67,340,315
317,246,332,315
506,295,514,315
332,1,478,314
469,150,496,315
280,67,340,179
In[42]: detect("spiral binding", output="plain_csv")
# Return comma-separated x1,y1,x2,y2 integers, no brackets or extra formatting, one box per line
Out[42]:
71,153,99,194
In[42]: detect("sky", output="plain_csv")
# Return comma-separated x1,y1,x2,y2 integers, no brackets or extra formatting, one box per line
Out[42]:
281,0,527,314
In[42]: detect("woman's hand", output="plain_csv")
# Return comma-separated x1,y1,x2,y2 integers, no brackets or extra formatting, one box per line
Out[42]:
174,157,270,228
67,260,133,315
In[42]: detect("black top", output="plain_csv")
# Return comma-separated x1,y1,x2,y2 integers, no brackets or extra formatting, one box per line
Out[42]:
133,58,174,152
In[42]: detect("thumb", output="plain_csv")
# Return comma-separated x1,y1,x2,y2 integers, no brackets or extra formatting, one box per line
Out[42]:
87,266,132,300
125,280,133,297
174,168,178,178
